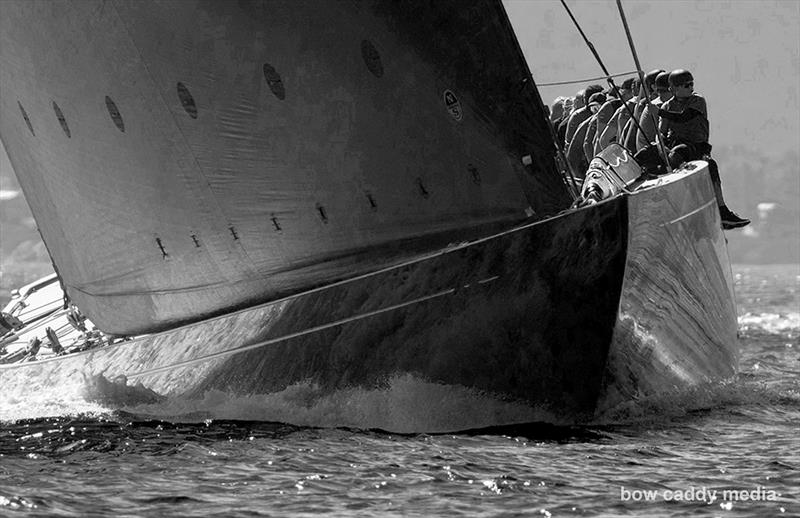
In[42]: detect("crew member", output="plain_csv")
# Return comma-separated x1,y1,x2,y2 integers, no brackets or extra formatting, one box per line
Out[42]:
658,69,750,229
636,71,673,152
621,69,664,151
582,92,608,162
598,77,637,151
564,84,604,147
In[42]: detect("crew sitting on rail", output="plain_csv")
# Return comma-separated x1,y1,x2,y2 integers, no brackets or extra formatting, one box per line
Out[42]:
587,86,624,156
657,69,749,229
557,92,581,145
620,69,664,151
597,77,637,151
550,96,569,125
563,84,604,148
548,96,570,136
557,89,581,144
635,71,673,153
582,90,617,162
554,96,574,144
566,92,606,177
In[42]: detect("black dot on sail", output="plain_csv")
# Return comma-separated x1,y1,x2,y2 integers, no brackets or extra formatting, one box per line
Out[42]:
262,63,286,100
52,101,71,138
360,39,383,78
18,101,35,136
105,96,125,132
176,82,198,119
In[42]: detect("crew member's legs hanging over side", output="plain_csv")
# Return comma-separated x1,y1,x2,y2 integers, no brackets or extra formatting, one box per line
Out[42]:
668,144,750,230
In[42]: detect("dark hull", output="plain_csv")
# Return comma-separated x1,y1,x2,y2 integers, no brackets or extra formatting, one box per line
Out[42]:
0,166,739,426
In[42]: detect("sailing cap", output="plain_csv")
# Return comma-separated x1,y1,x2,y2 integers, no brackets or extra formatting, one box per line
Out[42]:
669,69,694,87
655,72,670,91
644,69,665,89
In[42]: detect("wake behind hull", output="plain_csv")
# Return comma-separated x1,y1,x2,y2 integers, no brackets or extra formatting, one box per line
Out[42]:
0,167,739,425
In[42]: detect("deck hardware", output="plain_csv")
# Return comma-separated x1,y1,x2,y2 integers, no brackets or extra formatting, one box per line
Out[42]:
18,101,35,136
155,237,168,258
105,96,125,132
176,82,198,119
52,101,71,138
26,337,41,356
45,327,63,354
416,177,429,199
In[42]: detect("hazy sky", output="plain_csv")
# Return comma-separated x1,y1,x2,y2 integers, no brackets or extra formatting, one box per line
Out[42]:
2,0,798,186
504,0,800,157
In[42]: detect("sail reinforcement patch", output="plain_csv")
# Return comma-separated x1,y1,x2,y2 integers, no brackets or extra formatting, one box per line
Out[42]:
105,96,125,132
176,82,198,118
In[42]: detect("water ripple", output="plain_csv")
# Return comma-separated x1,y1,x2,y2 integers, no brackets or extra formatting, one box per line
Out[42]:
0,265,797,516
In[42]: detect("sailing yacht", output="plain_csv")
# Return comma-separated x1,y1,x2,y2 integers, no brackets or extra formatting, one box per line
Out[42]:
0,0,738,425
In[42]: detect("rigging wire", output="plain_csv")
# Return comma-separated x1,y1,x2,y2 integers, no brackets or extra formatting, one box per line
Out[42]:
557,0,669,173
615,0,672,174
538,70,638,87
541,104,580,200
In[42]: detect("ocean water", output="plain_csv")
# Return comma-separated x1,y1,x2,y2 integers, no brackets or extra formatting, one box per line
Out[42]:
1,264,797,517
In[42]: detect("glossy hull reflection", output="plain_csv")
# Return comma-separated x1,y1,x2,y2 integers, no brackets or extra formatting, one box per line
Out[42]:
599,163,739,412
0,167,739,424
1,198,626,421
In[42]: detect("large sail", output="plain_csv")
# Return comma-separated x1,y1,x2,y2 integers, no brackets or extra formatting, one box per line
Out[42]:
0,0,570,335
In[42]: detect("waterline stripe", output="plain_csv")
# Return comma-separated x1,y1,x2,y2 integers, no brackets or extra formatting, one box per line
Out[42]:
661,199,716,227
126,287,457,379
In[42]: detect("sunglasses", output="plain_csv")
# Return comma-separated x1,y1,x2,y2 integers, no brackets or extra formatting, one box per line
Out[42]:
679,82,694,88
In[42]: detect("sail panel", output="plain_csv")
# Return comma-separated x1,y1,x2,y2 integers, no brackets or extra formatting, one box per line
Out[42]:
0,0,569,335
